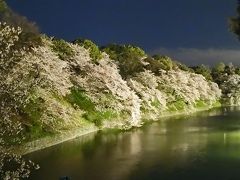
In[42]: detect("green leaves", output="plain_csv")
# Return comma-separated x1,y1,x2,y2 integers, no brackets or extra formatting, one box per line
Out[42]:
73,38,102,62
192,64,213,81
0,0,7,13
52,39,75,60
66,87,118,127
66,87,95,111
102,44,146,78
229,2,240,39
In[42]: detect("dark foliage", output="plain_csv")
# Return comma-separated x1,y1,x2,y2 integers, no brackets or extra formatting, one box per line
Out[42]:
229,0,240,39
73,38,102,62
101,44,145,78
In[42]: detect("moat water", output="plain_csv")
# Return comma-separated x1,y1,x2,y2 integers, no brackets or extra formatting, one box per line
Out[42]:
27,107,240,180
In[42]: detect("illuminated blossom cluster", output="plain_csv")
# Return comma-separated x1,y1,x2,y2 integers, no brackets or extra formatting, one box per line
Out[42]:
157,69,221,106
127,69,221,119
220,74,240,105
0,23,39,180
69,44,141,126
128,70,167,119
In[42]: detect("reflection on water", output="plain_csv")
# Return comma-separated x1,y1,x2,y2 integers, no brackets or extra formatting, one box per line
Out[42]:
26,107,240,180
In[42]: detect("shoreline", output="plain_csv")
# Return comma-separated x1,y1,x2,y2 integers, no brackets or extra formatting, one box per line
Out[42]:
15,126,99,156
16,105,221,156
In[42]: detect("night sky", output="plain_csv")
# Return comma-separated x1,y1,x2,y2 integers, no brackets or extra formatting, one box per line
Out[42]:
7,0,240,65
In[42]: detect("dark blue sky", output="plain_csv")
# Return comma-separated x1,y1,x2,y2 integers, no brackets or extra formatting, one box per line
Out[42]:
7,0,240,65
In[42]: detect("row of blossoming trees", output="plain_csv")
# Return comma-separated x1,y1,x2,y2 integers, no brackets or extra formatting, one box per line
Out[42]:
0,22,41,179
1,22,240,180
1,2,240,179
0,21,222,179
191,63,240,105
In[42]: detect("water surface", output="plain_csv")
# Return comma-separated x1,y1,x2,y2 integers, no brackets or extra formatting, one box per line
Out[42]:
27,107,240,180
